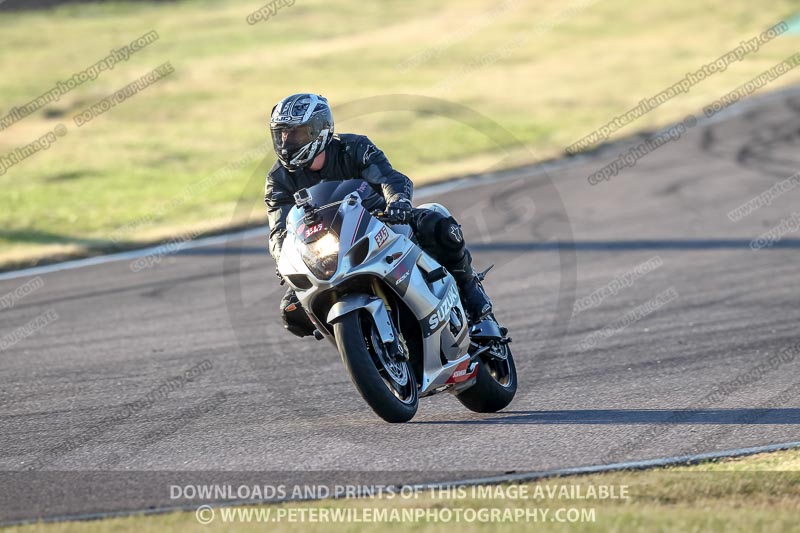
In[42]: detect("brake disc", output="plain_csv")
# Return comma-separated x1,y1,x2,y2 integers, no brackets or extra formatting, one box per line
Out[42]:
371,328,409,386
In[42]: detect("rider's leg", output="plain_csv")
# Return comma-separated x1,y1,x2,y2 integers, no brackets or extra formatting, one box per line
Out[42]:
410,204,492,322
280,288,316,337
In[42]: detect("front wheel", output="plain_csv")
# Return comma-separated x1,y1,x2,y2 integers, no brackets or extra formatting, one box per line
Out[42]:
334,310,418,423
456,341,517,413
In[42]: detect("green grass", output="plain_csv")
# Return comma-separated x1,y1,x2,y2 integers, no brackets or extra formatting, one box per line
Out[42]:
7,448,800,532
1,0,799,266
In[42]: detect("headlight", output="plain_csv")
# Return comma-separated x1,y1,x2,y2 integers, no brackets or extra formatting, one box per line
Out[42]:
300,233,339,280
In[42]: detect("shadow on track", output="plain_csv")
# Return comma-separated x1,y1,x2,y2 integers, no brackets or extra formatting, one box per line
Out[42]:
412,408,800,425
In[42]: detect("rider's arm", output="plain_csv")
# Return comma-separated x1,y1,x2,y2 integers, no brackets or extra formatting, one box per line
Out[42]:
264,171,294,264
353,136,414,203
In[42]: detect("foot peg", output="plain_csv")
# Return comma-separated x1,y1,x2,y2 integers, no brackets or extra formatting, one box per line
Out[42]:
313,329,324,341
476,264,494,282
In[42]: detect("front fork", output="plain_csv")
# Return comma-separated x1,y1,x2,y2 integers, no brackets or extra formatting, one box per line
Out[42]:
371,279,409,362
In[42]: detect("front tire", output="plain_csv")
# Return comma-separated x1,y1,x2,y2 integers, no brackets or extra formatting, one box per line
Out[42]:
334,310,418,423
457,342,517,413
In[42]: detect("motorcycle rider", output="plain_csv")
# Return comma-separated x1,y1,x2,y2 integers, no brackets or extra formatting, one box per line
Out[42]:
265,93,492,337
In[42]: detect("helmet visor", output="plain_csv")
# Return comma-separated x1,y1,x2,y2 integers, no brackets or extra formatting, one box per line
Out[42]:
271,124,315,157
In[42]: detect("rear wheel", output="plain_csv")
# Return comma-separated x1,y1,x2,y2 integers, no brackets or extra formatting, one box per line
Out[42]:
457,341,517,413
334,310,418,423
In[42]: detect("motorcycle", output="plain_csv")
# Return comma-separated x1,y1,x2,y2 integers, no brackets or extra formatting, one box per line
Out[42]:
276,180,517,422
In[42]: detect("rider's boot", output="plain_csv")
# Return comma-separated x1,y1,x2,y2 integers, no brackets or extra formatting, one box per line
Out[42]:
280,288,316,337
449,250,492,323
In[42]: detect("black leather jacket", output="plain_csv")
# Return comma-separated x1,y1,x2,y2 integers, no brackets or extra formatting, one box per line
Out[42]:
264,133,413,262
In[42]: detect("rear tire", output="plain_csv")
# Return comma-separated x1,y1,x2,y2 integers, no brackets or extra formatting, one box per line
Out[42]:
334,310,418,423
457,343,517,413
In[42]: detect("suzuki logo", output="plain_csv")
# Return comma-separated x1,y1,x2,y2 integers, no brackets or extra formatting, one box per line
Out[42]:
428,284,460,330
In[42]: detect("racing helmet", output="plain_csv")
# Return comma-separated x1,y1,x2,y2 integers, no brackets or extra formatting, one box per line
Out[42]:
270,93,334,171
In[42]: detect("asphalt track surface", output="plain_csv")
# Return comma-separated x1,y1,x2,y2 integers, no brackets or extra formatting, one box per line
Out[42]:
2,87,800,523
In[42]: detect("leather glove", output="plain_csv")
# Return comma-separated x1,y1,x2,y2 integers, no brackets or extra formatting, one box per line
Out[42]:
384,198,413,224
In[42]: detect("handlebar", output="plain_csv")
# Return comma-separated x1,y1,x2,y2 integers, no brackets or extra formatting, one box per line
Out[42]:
373,210,399,224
